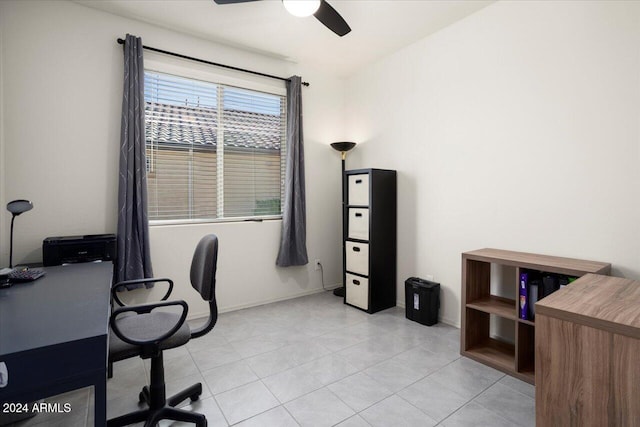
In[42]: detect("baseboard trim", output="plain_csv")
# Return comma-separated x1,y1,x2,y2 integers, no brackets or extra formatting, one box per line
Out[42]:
188,283,342,320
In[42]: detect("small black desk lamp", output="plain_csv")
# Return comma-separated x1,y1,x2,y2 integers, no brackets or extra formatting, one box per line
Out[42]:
7,199,33,268
330,142,356,297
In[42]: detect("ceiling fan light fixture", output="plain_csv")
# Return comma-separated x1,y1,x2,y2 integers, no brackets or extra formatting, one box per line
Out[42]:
282,0,321,17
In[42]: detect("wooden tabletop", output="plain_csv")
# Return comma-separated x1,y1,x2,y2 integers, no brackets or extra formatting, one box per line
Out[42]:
462,248,611,276
535,273,640,339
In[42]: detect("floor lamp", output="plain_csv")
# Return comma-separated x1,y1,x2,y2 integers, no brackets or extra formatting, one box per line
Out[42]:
330,142,356,297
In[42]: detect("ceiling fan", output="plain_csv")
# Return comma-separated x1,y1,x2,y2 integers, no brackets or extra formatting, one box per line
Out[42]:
212,0,352,37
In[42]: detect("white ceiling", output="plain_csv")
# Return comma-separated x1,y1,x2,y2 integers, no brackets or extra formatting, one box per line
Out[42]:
75,0,493,76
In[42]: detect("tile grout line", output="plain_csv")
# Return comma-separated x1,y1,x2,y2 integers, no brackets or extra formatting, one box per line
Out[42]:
110,293,528,427
435,373,509,426
471,381,535,427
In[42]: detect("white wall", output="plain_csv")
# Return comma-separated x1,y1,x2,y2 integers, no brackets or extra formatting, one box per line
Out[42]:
345,0,640,326
4,0,639,325
0,0,345,318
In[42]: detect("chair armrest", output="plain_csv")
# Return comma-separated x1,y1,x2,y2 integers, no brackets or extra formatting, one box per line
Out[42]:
112,278,174,306
110,300,188,347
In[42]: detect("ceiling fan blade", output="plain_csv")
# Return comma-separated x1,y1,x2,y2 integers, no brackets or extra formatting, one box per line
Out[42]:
314,0,351,37
213,0,260,4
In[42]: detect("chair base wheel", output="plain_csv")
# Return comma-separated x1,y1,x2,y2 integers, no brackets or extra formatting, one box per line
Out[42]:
108,406,207,427
109,382,206,426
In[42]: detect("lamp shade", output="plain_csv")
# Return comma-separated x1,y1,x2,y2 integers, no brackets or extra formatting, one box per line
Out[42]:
330,142,356,153
282,0,320,17
6,199,33,215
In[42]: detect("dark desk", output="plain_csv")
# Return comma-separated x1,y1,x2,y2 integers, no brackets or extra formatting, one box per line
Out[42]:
0,262,112,426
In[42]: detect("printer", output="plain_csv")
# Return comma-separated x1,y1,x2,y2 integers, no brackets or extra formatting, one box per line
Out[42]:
43,234,116,266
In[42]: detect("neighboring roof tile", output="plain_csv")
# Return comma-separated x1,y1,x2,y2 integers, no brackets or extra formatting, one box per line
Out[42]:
145,102,283,150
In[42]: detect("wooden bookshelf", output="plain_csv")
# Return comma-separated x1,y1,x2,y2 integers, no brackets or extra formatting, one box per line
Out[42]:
460,248,610,384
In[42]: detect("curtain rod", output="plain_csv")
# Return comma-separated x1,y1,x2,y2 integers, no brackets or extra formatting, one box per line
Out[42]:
116,38,309,87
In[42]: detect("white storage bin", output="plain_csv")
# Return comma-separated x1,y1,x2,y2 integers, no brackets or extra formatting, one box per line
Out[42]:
346,273,369,310
348,208,369,240
346,241,369,276
348,174,369,206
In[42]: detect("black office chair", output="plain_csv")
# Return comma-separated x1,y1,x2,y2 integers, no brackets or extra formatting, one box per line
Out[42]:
108,234,219,427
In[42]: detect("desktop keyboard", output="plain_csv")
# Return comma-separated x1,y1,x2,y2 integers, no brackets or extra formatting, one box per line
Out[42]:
9,268,46,282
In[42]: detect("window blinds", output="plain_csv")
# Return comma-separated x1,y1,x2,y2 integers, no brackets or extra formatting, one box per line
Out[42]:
144,71,286,222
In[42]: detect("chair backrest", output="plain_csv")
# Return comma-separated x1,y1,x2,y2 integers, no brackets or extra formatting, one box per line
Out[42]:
190,234,218,302
189,234,219,339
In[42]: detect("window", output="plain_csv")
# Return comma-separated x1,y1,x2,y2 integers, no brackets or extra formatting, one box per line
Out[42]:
144,71,286,222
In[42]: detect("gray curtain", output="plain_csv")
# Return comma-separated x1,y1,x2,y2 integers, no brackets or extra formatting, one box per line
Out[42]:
276,76,308,266
116,34,154,287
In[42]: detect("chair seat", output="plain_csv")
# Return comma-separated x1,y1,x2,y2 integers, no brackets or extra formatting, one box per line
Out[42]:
110,311,191,362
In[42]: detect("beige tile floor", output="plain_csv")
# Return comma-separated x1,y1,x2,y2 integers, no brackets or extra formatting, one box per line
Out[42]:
6,291,535,426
